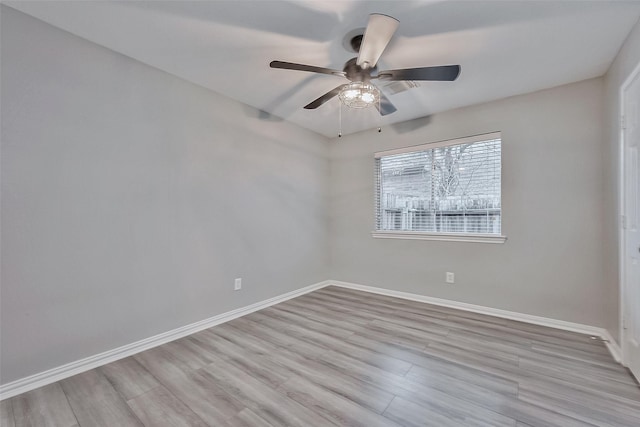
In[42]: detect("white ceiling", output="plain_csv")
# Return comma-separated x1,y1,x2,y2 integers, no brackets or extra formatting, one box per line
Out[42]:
6,0,640,137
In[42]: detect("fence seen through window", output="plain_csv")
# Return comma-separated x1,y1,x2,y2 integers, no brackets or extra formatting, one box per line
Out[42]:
375,133,501,235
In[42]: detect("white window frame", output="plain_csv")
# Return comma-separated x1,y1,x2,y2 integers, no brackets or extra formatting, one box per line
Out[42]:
372,131,507,243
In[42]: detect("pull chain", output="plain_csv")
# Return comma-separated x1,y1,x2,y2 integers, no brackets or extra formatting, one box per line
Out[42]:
338,102,342,138
378,96,382,133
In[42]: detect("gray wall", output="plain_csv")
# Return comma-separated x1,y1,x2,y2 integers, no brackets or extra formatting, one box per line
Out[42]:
0,7,329,385
602,18,640,344
329,78,607,328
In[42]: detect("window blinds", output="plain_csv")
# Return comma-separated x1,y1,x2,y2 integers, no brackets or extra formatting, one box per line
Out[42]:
375,132,501,235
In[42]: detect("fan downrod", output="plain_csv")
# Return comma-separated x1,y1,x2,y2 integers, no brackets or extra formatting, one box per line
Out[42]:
350,34,363,52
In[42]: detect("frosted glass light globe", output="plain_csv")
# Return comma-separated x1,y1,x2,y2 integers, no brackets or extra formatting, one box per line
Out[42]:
338,82,380,109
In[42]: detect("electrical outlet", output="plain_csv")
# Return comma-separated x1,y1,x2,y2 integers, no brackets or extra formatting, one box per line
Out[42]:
446,272,455,284
234,278,242,291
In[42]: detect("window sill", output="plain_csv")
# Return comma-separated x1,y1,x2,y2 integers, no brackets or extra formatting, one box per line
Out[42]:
371,231,507,244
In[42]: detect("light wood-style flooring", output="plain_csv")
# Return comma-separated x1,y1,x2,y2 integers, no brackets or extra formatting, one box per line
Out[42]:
2,286,640,426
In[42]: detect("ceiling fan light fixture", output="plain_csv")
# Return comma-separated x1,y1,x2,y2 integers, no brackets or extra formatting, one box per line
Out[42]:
338,82,379,109
271,13,460,117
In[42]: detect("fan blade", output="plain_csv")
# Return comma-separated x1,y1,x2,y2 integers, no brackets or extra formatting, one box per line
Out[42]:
356,14,399,69
376,91,397,116
270,61,345,77
377,65,461,81
304,85,348,109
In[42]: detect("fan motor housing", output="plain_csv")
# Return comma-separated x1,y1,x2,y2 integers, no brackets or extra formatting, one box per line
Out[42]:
343,57,376,82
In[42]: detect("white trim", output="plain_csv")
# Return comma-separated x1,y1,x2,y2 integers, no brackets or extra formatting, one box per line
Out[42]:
374,131,501,158
329,280,622,362
618,58,640,367
372,231,507,243
601,329,623,364
0,281,330,400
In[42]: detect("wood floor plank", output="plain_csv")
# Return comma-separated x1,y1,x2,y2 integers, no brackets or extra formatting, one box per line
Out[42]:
276,375,401,427
346,332,519,396
405,363,519,400
438,317,536,347
364,315,525,367
212,322,292,357
385,298,452,319
126,386,208,427
321,292,403,314
369,310,451,336
286,294,377,324
60,370,141,426
228,316,330,359
274,301,369,332
403,366,589,427
383,396,464,427
188,330,292,388
240,313,414,376
445,327,531,357
420,342,525,383
265,305,357,338
315,350,518,427
504,319,604,342
210,321,397,414
306,290,398,316
99,356,159,400
518,374,640,412
428,340,521,366
198,357,338,427
530,342,628,368
518,357,640,400
10,383,77,427
133,345,197,381
308,346,517,426
257,307,356,342
158,369,245,424
364,319,448,348
319,286,457,323
518,388,640,427
520,351,638,385
1,399,15,427
162,337,217,371
487,398,597,427
245,346,396,414
446,315,609,355
350,322,429,351
324,286,506,326
218,408,276,427
134,345,245,424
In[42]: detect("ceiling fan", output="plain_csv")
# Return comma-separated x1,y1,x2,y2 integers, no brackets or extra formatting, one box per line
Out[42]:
270,14,461,116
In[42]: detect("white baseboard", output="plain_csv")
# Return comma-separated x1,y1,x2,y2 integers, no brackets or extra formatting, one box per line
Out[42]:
0,280,331,400
599,329,623,364
328,280,621,363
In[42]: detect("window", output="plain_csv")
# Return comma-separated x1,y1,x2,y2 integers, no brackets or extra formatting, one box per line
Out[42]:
374,132,505,243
